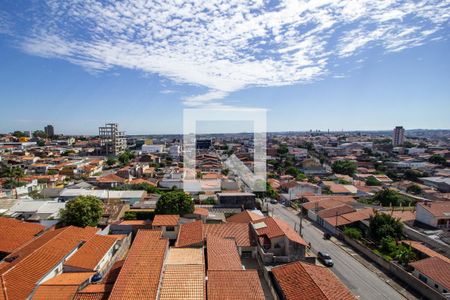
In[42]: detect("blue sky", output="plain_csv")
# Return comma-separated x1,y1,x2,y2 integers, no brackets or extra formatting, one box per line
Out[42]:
0,0,449,135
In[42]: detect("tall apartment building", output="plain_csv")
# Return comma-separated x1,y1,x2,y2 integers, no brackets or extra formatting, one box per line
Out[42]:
393,126,405,146
99,123,126,156
44,125,54,137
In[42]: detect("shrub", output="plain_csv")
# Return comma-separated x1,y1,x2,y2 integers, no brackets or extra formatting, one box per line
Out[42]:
344,227,362,240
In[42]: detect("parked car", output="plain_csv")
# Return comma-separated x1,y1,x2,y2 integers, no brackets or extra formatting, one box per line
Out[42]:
270,199,278,204
323,232,331,240
318,252,334,267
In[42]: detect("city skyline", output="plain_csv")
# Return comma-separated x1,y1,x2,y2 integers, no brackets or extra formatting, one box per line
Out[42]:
1,1,449,134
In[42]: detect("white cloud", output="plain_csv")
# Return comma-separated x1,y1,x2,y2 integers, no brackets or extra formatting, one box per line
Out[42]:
3,0,449,106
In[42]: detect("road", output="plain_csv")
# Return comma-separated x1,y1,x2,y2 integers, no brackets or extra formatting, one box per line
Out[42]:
269,203,407,300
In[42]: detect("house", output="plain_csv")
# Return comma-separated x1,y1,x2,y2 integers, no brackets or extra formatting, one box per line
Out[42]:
0,226,98,300
207,235,243,271
207,270,265,300
159,248,205,300
32,272,94,300
108,230,168,300
152,214,180,240
416,201,450,229
251,217,308,264
226,210,264,223
4,200,66,228
0,217,45,258
64,234,129,275
321,181,357,195
420,177,450,193
409,257,450,295
95,174,127,188
271,261,356,300
110,220,152,236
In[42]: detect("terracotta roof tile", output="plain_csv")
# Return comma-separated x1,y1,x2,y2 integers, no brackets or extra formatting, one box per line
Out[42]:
401,240,450,263
152,215,180,227
109,230,168,300
41,272,95,286
64,235,119,271
207,270,265,300
204,223,252,247
272,261,356,300
96,174,126,183
75,284,113,300
410,257,450,290
32,285,79,300
102,260,125,284
0,226,97,300
165,248,204,265
226,210,264,224
317,205,356,219
207,235,242,271
252,217,308,246
175,221,204,248
193,207,209,216
0,217,45,253
159,264,205,300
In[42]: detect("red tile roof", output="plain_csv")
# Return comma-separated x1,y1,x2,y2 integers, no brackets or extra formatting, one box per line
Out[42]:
159,264,205,300
401,240,450,263
417,201,450,218
252,217,308,246
207,235,242,271
207,270,265,300
0,226,97,300
204,223,252,247
32,285,79,300
410,257,450,290
226,210,264,223
152,214,180,226
317,205,356,219
75,284,113,300
109,230,168,300
272,261,356,300
193,207,209,216
96,174,127,183
0,217,45,253
41,272,95,285
64,235,119,271
175,220,204,248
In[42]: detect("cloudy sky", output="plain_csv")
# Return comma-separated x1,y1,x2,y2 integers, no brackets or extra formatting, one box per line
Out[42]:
0,0,449,134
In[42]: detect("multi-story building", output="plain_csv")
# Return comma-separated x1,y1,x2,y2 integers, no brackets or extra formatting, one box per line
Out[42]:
44,125,54,137
393,126,405,146
99,123,126,156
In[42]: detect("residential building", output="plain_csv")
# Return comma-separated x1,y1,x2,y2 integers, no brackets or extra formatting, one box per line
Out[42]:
409,257,450,295
98,123,126,156
217,192,256,209
152,214,180,240
207,270,265,300
141,144,164,154
416,201,450,229
271,261,356,299
393,126,405,146
44,124,55,138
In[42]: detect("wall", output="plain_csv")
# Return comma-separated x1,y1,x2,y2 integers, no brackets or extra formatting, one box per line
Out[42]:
403,225,450,256
342,235,446,300
416,205,437,227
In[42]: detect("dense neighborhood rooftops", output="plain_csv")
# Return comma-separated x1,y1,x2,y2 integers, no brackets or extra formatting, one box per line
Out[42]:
204,223,252,247
417,201,450,218
40,272,95,286
175,220,204,248
272,261,356,300
0,217,45,253
32,285,79,300
109,230,168,300
207,270,265,300
152,214,180,226
207,235,242,271
252,217,308,246
410,257,450,291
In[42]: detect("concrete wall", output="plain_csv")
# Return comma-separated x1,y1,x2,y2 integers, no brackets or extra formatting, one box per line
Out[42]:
342,235,446,300
416,205,437,227
403,225,450,256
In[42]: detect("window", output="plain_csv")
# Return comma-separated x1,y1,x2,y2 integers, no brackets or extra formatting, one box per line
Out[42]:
166,226,175,232
434,284,439,289
418,274,427,283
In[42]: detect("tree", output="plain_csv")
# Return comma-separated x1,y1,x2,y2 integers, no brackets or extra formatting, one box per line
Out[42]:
344,227,362,240
429,154,447,166
277,145,288,156
155,191,194,215
203,197,217,205
12,131,28,138
369,211,403,242
106,157,118,167
406,184,422,195
286,166,299,177
393,244,416,265
60,196,103,227
366,176,381,186
33,130,47,139
221,168,230,176
118,151,135,165
372,189,413,206
331,160,357,176
36,140,46,147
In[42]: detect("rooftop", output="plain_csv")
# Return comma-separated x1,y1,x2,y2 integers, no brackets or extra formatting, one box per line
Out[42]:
272,261,356,300
207,270,265,300
152,214,180,227
410,256,450,290
207,235,242,271
0,217,45,253
165,248,204,265
159,264,205,300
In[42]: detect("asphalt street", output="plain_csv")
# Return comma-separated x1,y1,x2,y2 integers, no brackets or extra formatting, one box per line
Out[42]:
269,203,407,300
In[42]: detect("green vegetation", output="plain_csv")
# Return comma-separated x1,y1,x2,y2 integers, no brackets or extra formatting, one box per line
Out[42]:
221,168,229,176
155,191,194,215
254,182,279,199
429,154,447,166
32,130,48,139
378,236,416,264
365,176,381,186
12,131,29,138
368,211,403,242
331,160,357,176
106,157,118,167
60,196,103,227
372,189,413,207
406,184,422,195
403,169,426,182
202,197,217,205
343,227,362,240
118,151,135,165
